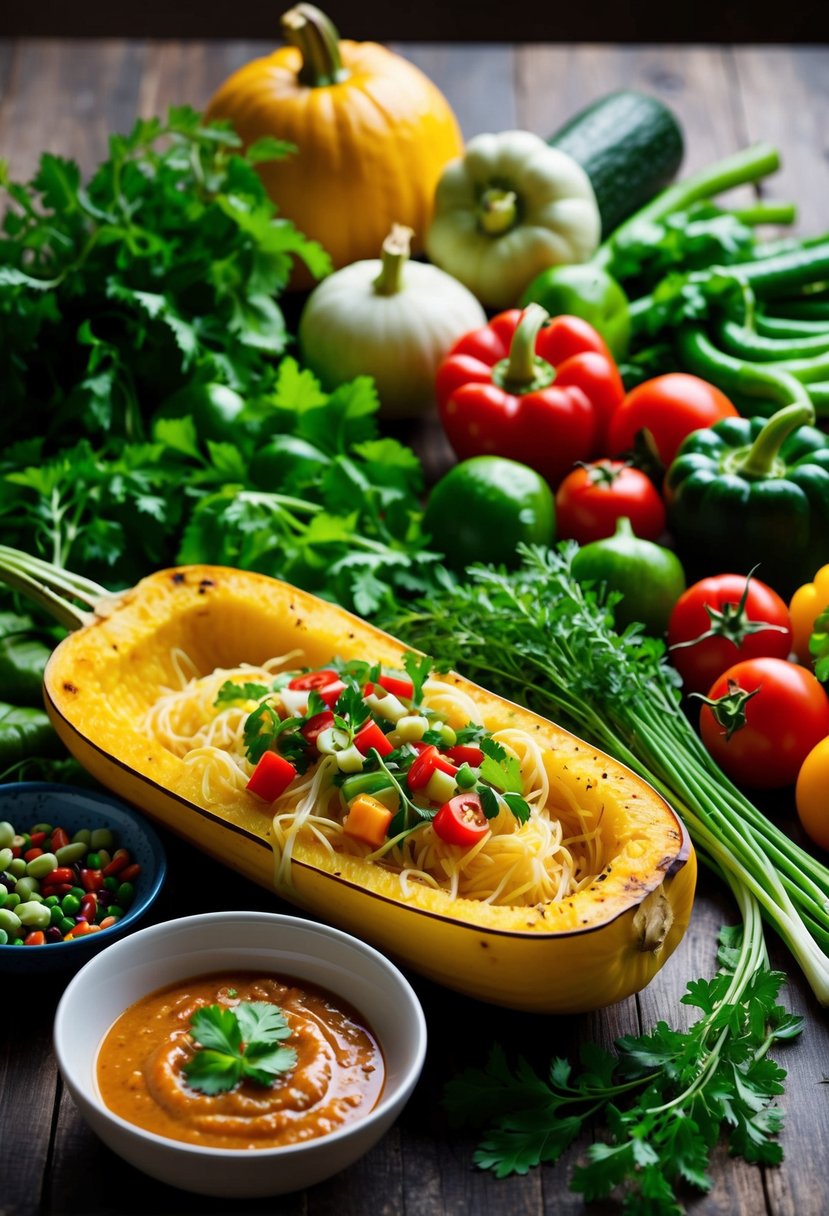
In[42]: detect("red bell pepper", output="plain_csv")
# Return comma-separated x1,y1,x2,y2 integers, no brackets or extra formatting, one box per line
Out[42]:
247,751,297,802
435,305,625,486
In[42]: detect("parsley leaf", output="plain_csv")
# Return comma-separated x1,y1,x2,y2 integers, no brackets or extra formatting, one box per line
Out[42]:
184,1001,297,1095
214,680,271,706
442,928,801,1208
402,652,432,703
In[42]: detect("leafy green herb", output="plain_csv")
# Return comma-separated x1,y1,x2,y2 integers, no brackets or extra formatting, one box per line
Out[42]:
443,924,801,1209
332,679,370,732
402,652,432,702
478,737,523,795
242,702,294,765
214,680,271,707
383,543,829,1006
184,1001,297,1095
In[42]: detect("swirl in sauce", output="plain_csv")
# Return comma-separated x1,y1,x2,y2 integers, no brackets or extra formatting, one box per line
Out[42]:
96,973,385,1149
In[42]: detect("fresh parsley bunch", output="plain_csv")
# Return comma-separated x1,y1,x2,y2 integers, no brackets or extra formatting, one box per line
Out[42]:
444,925,802,1214
0,105,328,446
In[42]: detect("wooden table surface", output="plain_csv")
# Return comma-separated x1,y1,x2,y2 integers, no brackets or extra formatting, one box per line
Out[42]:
2,37,829,1216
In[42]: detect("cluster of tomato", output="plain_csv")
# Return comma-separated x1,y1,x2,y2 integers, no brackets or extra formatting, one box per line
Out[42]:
665,565,829,849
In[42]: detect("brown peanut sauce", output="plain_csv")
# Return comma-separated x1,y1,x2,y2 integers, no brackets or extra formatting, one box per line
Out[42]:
96,972,385,1150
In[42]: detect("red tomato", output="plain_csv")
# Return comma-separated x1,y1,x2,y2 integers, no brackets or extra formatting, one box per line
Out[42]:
288,670,340,692
300,710,335,745
699,657,829,789
667,573,793,695
406,745,458,791
432,793,489,847
607,373,739,469
555,460,666,543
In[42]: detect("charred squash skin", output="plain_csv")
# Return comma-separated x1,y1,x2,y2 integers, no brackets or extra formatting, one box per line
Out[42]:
44,565,696,1013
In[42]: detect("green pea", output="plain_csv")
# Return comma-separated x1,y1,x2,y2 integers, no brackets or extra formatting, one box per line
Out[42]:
116,882,134,908
72,828,91,845
96,849,112,869
106,905,125,921
50,904,63,926
0,928,8,945
8,858,26,878
438,722,458,747
86,852,102,870
0,822,14,850
0,908,22,936
70,886,85,899
59,916,75,935
61,894,81,917
55,842,86,865
26,852,58,879
103,876,118,892
0,847,13,871
32,822,53,835
44,895,60,908
18,902,51,929
90,828,114,850
14,876,40,900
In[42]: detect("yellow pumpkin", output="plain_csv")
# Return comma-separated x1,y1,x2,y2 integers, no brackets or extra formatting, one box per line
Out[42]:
41,563,696,1013
204,4,464,289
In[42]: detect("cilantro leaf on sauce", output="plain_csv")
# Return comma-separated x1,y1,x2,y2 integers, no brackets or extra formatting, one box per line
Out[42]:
184,1001,297,1095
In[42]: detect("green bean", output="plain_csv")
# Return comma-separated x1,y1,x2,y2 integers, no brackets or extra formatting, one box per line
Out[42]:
756,313,829,339
0,822,14,849
715,318,829,361
0,847,12,870
90,828,114,850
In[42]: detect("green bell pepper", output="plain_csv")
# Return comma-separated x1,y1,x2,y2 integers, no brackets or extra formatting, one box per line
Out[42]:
665,402,829,596
520,264,631,359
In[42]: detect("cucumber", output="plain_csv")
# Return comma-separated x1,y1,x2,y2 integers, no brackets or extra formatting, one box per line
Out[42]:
548,91,684,239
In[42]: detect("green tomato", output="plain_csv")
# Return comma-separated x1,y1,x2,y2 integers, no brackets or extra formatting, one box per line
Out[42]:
520,264,631,360
571,516,685,636
424,456,555,571
249,435,331,491
154,383,246,444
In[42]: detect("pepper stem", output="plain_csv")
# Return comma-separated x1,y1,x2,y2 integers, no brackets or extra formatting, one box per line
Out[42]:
478,188,518,236
280,4,349,88
732,402,815,480
373,225,414,297
492,304,556,394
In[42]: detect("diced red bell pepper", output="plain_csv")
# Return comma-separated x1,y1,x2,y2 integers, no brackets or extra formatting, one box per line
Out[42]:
353,720,394,757
376,672,414,700
445,744,485,768
435,306,625,487
288,670,346,708
247,751,297,802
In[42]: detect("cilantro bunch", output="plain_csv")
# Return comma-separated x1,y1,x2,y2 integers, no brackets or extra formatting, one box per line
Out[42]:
0,108,443,615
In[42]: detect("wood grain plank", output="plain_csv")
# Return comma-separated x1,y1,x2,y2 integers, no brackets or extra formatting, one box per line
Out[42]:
731,46,829,237
517,44,762,213
0,989,61,1216
0,39,147,182
390,44,518,139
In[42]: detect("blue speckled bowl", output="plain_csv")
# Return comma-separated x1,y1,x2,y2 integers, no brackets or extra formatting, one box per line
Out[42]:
0,782,167,973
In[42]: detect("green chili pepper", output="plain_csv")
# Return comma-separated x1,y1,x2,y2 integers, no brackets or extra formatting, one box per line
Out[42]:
665,402,829,596
0,702,64,773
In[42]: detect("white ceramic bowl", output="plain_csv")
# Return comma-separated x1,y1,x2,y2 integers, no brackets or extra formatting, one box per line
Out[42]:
54,911,427,1197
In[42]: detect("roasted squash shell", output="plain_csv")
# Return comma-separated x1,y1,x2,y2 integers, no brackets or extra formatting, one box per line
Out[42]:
44,565,696,1012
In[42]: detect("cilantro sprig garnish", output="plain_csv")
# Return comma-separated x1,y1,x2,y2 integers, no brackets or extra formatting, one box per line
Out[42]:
443,925,802,1206
214,680,273,707
477,738,531,824
183,1001,297,1095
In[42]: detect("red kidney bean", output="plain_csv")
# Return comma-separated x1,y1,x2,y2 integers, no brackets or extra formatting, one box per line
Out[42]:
79,893,98,923
102,849,131,878
118,863,141,883
23,847,43,862
50,827,70,851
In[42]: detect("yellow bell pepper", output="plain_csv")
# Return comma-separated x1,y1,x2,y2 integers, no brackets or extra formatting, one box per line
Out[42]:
789,564,829,665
